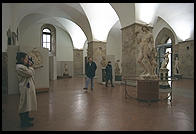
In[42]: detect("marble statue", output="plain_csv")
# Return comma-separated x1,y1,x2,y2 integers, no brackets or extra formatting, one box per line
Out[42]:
161,51,170,69
28,48,43,68
115,60,121,75
174,57,179,74
100,56,107,68
137,25,158,79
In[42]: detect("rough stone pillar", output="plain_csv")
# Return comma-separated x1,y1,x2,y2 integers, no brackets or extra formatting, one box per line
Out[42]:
73,49,83,76
87,41,106,82
2,52,8,95
121,23,153,86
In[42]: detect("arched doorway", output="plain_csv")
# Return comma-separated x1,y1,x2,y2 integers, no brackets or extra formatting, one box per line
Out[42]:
155,28,176,86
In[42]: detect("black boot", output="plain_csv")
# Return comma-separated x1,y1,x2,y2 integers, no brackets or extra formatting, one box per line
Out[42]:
105,80,108,87
25,112,34,121
19,113,33,128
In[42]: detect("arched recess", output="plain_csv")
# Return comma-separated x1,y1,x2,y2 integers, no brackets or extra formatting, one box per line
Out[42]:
41,24,56,56
155,27,175,46
155,27,176,82
106,20,122,75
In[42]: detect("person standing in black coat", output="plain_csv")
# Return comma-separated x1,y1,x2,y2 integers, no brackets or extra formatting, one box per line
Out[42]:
83,57,97,91
105,61,114,87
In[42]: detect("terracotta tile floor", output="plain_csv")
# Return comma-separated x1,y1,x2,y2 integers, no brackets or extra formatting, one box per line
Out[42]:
2,78,194,131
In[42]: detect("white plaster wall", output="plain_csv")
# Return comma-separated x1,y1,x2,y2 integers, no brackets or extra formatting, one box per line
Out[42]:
56,26,73,61
20,23,41,48
2,3,12,52
106,24,122,73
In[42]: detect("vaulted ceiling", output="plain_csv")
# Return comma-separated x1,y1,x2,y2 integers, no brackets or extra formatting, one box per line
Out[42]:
7,3,194,49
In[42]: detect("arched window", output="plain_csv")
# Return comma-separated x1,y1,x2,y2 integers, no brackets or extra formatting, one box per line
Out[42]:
42,28,51,51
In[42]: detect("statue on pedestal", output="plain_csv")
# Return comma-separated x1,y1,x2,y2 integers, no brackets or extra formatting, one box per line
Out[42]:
63,64,69,76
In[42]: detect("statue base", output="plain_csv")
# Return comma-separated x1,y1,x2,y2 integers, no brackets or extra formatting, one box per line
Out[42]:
174,74,182,79
137,79,159,102
139,74,158,80
159,68,170,89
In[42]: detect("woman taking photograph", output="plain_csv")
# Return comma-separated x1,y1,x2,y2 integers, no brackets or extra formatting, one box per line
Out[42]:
16,52,37,128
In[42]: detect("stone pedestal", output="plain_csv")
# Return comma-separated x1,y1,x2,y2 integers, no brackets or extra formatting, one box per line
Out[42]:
137,79,159,101
159,68,170,89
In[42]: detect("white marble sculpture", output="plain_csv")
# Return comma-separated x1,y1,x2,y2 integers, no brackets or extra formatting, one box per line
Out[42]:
115,60,121,75
28,48,43,68
137,26,158,79
161,52,169,69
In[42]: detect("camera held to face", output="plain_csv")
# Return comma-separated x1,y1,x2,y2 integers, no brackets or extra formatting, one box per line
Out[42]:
28,56,34,67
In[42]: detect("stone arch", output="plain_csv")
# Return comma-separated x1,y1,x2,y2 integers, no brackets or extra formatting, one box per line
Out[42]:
41,24,56,56
155,27,175,46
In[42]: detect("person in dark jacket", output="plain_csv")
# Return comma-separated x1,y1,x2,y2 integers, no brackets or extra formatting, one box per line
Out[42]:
83,57,97,91
105,61,114,87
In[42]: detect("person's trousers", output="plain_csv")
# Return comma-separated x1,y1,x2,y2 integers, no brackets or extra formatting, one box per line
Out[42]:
106,79,113,86
85,77,94,89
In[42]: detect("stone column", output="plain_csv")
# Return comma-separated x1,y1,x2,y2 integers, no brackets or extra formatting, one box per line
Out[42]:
121,23,154,86
2,52,8,95
73,49,83,76
87,41,106,83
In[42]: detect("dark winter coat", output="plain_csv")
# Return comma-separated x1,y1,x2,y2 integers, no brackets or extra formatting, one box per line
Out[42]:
105,64,113,80
85,61,97,78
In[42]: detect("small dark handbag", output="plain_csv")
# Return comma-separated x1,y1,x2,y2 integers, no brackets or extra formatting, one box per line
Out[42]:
26,82,30,88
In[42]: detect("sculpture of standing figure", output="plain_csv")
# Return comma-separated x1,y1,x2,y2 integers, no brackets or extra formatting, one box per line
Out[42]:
174,57,179,74
137,25,157,78
161,51,170,69
114,60,120,75
100,56,107,68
